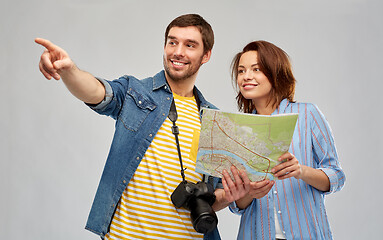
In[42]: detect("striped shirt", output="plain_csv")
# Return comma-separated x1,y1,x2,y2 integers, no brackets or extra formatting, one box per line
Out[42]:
105,93,204,240
230,99,346,240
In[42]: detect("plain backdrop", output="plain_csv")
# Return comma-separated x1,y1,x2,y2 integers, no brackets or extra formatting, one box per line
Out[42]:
1,0,382,239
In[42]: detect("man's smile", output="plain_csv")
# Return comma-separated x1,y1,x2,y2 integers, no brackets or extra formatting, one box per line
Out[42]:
171,59,189,67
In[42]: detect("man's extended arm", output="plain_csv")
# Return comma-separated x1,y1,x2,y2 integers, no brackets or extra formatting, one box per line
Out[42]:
35,38,105,104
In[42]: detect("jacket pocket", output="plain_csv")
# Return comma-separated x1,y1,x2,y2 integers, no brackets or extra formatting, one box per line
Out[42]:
118,87,156,131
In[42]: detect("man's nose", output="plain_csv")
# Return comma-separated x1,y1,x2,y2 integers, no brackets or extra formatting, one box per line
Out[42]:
174,44,185,57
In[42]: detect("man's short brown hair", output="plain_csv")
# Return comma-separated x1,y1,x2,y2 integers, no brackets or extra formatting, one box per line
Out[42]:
165,14,214,54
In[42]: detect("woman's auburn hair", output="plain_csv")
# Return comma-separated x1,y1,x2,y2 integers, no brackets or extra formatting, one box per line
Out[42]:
231,41,296,113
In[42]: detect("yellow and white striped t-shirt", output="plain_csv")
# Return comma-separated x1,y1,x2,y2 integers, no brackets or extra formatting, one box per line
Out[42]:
105,93,204,240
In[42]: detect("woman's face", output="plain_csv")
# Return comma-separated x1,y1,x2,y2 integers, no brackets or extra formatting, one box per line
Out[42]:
237,51,272,104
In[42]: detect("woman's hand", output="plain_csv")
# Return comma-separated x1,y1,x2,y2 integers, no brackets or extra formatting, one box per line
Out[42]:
272,152,330,192
271,152,303,180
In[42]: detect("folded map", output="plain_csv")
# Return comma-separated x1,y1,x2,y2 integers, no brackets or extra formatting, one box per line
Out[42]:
196,108,298,181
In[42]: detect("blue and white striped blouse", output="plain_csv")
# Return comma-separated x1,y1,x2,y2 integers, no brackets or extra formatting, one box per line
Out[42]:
229,99,346,240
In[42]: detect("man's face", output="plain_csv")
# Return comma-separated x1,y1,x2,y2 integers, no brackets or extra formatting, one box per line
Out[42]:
163,26,211,82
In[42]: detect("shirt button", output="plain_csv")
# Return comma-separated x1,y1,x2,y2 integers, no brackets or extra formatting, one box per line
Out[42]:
138,100,142,104
164,86,167,89
274,191,277,194
167,97,170,100
162,113,165,116
278,210,282,214
149,134,153,137
123,180,126,184
136,157,139,160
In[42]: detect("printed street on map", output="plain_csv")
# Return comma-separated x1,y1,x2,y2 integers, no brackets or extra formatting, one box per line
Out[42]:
196,108,298,181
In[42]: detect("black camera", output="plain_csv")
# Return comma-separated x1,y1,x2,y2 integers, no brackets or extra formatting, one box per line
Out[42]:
171,180,218,233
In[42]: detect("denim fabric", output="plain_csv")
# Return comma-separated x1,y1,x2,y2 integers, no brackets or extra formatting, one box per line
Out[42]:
84,70,221,240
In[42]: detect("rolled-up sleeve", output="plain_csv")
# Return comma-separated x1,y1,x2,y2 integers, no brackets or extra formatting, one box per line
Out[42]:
86,77,113,111
85,75,133,120
310,104,346,194
229,201,247,215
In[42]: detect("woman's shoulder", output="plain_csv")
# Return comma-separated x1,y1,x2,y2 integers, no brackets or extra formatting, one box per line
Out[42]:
286,101,327,122
284,100,318,113
291,102,330,127
289,100,315,107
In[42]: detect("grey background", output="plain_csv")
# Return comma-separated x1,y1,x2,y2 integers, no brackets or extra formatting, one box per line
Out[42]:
1,0,382,239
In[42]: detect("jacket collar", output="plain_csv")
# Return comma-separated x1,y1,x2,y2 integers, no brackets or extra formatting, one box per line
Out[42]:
152,70,170,92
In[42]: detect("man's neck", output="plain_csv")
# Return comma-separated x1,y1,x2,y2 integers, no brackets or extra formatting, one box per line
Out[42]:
165,74,196,97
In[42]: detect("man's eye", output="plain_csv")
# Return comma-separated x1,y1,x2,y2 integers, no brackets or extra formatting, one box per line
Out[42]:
187,44,195,48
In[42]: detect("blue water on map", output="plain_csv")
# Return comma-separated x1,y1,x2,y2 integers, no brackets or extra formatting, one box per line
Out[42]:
197,149,275,180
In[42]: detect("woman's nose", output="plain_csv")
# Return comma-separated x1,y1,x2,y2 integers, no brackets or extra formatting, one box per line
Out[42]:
244,70,253,80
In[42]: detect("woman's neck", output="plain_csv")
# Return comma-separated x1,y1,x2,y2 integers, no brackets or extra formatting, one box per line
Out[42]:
253,99,277,115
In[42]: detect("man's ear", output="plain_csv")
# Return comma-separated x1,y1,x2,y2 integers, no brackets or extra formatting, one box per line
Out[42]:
201,50,212,64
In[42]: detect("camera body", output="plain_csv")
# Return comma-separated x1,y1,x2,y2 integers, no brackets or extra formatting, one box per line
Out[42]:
171,180,218,234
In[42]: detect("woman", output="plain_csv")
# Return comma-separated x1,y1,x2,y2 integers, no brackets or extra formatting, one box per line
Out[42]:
222,41,345,240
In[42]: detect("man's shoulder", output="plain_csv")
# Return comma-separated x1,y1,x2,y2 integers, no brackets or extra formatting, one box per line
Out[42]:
118,70,165,81
194,86,218,109
115,70,165,90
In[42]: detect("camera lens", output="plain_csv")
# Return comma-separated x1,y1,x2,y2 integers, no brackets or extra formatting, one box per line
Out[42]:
189,198,218,233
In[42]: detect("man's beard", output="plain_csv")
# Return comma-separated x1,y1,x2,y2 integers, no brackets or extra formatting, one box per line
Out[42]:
163,55,203,82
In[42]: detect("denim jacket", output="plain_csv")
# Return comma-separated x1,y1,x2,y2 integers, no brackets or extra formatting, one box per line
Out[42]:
84,70,221,240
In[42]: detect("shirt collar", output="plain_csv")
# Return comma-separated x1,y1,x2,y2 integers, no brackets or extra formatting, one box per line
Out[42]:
252,98,290,115
273,98,290,115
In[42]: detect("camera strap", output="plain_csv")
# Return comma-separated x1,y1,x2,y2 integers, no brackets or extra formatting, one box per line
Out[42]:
168,97,187,182
167,88,205,183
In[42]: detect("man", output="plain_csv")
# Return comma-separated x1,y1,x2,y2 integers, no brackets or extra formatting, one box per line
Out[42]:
36,14,245,240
